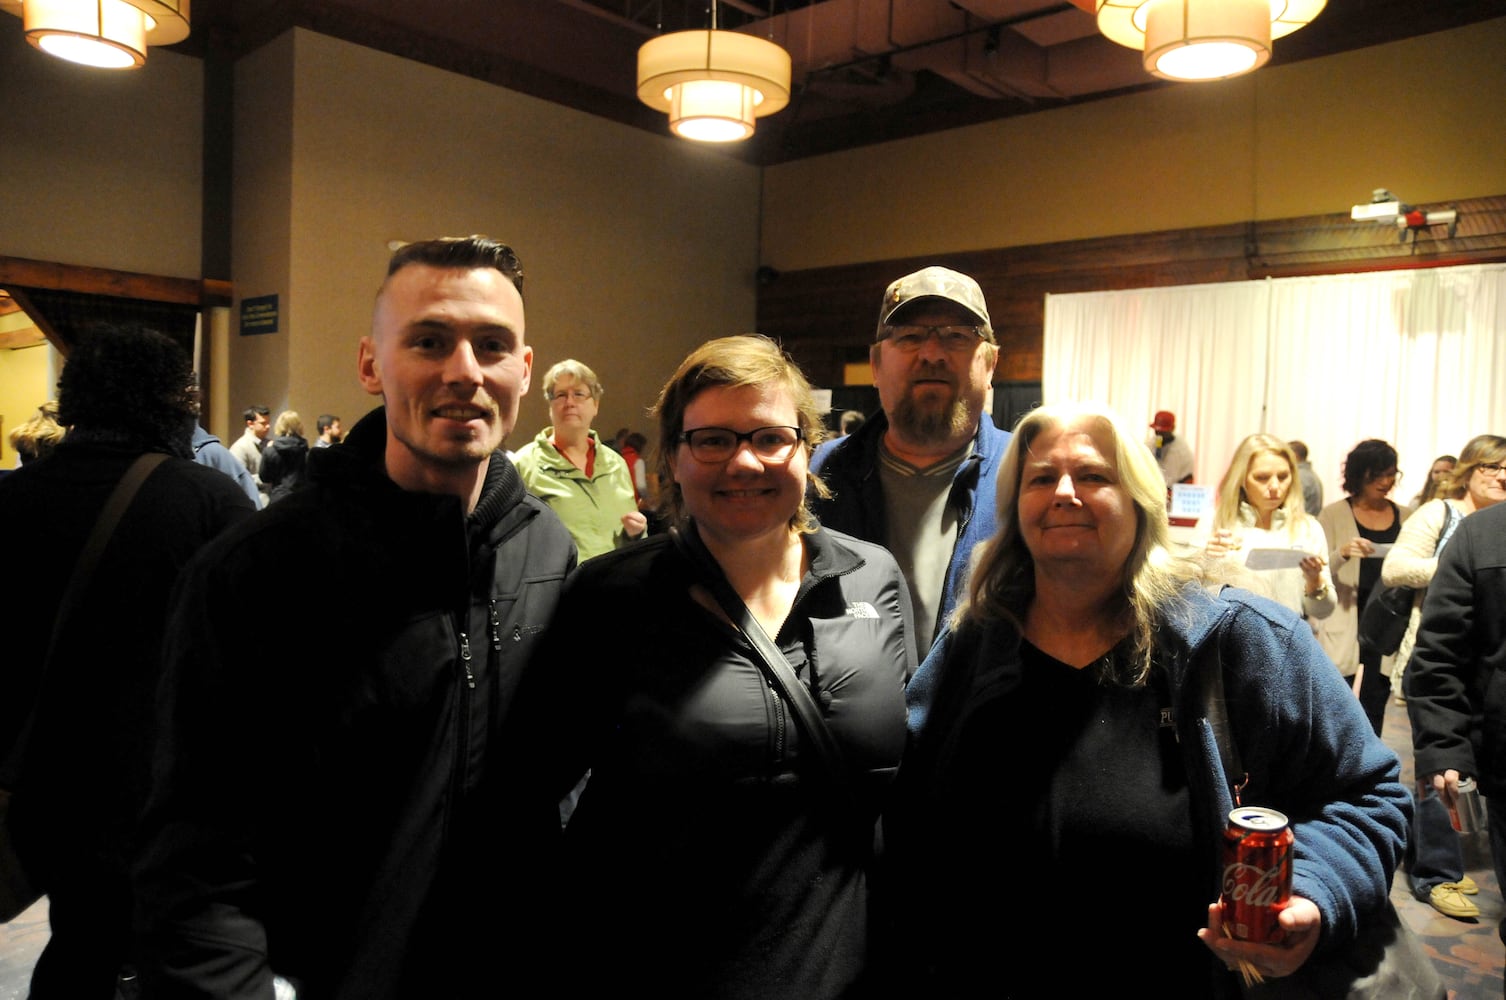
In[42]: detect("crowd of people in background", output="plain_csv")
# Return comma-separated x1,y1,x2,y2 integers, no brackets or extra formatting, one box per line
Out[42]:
3,238,1500,999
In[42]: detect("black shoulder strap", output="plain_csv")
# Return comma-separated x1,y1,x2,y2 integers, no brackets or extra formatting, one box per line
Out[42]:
1435,501,1461,553
669,526,854,802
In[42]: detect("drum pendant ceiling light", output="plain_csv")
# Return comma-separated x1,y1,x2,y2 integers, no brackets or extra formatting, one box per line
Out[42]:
636,1,790,143
1096,0,1325,81
3,0,190,70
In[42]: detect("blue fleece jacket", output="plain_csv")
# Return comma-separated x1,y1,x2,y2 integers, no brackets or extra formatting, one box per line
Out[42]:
894,584,1408,988
810,411,1011,649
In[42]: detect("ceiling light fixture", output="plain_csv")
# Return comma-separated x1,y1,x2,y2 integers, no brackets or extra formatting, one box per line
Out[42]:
3,0,190,70
1095,0,1325,82
636,0,790,143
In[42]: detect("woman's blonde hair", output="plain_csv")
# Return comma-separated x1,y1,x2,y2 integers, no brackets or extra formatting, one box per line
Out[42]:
962,401,1201,686
273,410,304,438
1211,433,1306,538
9,399,65,464
1442,435,1506,501
650,335,829,532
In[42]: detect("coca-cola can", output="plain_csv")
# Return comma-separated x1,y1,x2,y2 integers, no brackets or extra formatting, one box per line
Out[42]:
1220,806,1294,943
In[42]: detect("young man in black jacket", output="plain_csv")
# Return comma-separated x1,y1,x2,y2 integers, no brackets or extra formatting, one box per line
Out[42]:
135,237,576,999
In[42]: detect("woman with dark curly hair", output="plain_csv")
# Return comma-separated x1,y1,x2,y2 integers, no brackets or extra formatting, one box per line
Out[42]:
1315,438,1404,735
0,324,254,998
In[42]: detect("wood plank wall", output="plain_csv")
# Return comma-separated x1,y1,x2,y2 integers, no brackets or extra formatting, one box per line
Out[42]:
758,193,1506,388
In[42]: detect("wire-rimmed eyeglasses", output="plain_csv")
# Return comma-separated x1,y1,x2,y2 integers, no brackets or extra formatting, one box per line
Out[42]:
677,426,802,464
876,324,984,353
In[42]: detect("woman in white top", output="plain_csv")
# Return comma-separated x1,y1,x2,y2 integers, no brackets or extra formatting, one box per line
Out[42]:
1194,434,1335,620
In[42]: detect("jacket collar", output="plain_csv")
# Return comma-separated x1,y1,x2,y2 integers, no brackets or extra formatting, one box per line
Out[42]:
525,426,601,476
678,519,865,591
308,405,525,537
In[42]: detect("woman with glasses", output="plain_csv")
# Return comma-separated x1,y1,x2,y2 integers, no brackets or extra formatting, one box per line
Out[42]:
1316,439,1404,734
512,335,913,998
1382,435,1506,920
513,359,646,560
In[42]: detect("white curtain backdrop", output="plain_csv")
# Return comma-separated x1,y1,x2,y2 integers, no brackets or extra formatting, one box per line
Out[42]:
1043,263,1506,507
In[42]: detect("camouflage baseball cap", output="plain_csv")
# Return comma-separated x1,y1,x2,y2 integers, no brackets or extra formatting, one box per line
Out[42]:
876,265,994,343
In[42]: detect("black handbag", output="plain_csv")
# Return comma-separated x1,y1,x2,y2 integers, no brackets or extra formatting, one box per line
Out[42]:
1357,502,1459,657
1200,640,1445,1000
1357,584,1415,655
1,452,168,923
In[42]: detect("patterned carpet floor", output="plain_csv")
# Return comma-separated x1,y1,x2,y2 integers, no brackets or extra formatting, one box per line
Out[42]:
1386,694,1504,1000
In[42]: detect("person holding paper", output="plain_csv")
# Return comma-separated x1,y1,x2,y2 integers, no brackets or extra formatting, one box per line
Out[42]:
1193,434,1334,620
1316,439,1404,735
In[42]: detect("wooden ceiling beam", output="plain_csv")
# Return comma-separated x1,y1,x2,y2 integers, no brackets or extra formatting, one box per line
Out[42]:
0,256,232,307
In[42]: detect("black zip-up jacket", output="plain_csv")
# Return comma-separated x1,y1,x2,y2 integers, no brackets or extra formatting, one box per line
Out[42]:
134,407,576,1000
514,522,914,999
1408,500,1506,799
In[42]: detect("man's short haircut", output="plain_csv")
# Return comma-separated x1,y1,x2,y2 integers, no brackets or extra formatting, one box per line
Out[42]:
839,410,865,435
58,324,196,458
383,235,524,297
1288,440,1308,461
542,359,603,402
243,405,270,423
317,414,339,434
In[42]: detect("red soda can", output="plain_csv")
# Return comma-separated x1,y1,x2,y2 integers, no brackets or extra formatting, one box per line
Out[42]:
1220,806,1294,943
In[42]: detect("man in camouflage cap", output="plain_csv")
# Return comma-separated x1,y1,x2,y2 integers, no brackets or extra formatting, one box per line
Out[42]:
811,265,1010,660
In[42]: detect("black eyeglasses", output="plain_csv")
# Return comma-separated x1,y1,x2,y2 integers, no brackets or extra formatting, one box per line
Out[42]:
677,426,802,464
877,324,984,353
1477,462,1506,476
550,389,592,403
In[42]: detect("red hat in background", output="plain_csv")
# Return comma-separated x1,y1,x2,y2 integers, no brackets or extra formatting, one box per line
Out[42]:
1151,410,1176,432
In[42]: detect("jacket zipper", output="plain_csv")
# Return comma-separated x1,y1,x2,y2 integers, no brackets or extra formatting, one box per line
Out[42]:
772,681,786,763
458,629,476,689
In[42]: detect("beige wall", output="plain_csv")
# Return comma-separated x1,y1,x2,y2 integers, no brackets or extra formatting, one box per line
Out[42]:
1,44,203,439
224,33,296,438
759,17,1506,271
0,43,203,276
229,30,762,451
6,18,1503,448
